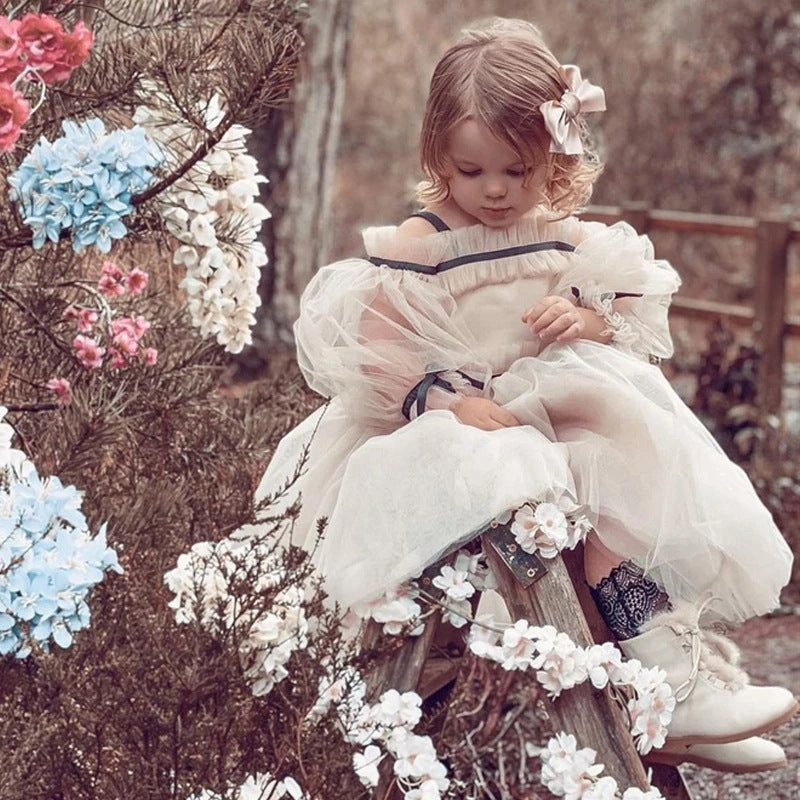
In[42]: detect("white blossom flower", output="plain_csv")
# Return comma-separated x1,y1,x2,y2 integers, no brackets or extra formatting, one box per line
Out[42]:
467,616,503,661
371,689,423,729
540,733,603,798
189,213,218,247
432,565,475,602
391,732,448,786
534,632,588,698
173,244,200,268
164,536,307,698
579,775,620,800
499,619,542,670
352,585,423,636
584,641,623,689
628,682,674,754
188,771,306,800
452,548,497,591
512,502,571,557
440,598,472,628
353,745,384,788
405,779,445,799
622,787,666,800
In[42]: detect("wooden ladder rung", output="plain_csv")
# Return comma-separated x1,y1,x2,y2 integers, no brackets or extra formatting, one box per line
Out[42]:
417,655,461,700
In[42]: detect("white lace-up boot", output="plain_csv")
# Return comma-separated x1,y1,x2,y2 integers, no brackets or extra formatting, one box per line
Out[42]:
619,602,798,745
645,736,787,773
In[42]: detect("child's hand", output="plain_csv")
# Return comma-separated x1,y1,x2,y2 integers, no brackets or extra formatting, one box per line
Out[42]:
451,397,521,431
522,296,585,344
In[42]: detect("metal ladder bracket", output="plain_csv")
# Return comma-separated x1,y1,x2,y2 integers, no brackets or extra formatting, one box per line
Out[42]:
484,522,548,586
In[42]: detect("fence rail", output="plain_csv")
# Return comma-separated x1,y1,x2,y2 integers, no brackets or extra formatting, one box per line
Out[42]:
581,202,800,414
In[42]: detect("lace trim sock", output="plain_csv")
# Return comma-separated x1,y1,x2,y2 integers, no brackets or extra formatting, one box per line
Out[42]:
589,560,671,640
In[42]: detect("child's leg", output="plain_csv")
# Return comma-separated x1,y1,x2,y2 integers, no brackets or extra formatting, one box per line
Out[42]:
583,532,624,586
582,530,797,768
584,531,670,640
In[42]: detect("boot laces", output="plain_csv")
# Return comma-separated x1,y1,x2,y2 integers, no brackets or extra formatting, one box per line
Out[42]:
668,595,733,702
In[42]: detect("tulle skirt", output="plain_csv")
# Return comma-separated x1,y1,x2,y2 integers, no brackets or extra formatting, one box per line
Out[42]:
256,341,793,623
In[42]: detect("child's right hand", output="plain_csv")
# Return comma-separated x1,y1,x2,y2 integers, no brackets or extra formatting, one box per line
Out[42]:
451,397,521,431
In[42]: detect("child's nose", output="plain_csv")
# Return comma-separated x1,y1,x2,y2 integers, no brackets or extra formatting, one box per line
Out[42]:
483,176,507,197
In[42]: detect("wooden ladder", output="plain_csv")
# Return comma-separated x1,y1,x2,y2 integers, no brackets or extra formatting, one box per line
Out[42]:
364,526,696,799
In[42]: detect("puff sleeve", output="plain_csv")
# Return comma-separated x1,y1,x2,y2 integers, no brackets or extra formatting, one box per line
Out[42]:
551,219,682,361
294,258,487,430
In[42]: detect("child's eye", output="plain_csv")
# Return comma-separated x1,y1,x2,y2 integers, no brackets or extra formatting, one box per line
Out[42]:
508,167,531,178
457,168,481,177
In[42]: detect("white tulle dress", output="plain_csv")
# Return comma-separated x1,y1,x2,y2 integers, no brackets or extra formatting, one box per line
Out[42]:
256,209,793,623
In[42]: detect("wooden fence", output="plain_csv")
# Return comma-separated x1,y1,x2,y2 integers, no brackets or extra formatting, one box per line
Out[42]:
581,202,800,415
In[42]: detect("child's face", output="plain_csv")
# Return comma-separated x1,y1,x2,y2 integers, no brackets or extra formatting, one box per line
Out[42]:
444,119,548,228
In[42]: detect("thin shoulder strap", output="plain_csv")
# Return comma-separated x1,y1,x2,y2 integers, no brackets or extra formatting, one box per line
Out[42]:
407,210,451,232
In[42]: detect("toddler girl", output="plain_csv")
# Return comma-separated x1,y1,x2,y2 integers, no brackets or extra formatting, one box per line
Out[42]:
257,18,796,773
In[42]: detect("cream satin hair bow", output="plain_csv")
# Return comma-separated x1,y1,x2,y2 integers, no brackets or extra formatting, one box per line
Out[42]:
539,65,606,155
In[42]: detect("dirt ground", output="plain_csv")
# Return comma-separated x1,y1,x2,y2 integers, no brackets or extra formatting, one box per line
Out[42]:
680,609,800,799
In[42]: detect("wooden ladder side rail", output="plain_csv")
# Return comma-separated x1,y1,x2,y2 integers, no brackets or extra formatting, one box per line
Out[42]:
363,615,441,698
483,544,651,793
561,546,695,800
363,617,441,800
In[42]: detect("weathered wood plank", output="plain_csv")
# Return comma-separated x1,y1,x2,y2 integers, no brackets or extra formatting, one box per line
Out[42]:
753,216,791,415
484,544,651,792
363,616,439,699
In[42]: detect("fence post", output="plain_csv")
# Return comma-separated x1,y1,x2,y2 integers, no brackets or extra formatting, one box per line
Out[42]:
620,201,651,234
753,216,791,416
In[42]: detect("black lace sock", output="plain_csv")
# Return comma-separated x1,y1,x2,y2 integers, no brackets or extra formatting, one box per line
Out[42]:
589,560,671,640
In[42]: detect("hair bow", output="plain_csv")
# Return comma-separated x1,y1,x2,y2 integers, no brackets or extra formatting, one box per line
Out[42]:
539,65,606,155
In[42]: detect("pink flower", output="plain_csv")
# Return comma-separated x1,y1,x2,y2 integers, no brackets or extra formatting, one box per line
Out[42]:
16,14,68,83
0,83,30,153
124,267,149,295
0,17,24,83
112,329,139,356
112,315,150,339
101,260,124,280
15,14,91,85
142,347,158,366
76,307,98,333
98,275,125,297
98,259,126,297
73,334,105,370
54,21,93,82
107,348,129,371
62,304,80,322
131,315,150,337
46,377,72,406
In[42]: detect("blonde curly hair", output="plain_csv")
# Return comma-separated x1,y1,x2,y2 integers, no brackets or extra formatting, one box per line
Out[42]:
417,18,603,216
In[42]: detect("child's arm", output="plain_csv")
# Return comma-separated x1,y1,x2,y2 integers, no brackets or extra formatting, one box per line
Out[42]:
521,296,613,345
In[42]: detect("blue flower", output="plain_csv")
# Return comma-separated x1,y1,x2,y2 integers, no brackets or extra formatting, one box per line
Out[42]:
0,464,122,658
8,117,160,254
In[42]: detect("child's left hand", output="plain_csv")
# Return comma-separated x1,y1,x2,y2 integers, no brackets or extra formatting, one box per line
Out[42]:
522,296,586,343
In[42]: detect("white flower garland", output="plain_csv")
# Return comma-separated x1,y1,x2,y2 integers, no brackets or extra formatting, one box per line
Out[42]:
133,90,269,354
313,674,449,800
540,733,666,799
467,620,674,756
